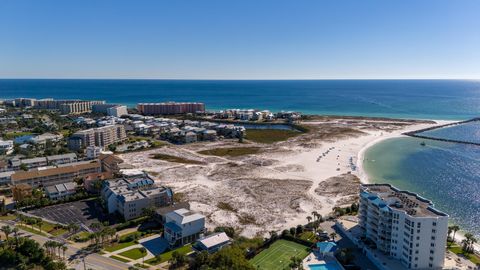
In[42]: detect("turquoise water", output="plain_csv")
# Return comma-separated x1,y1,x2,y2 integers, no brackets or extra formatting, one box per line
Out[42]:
1,79,480,119
308,263,343,270
363,136,480,238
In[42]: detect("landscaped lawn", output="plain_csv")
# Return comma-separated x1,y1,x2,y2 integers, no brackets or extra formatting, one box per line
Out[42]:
245,129,301,144
17,225,48,237
134,263,150,269
110,255,131,263
145,244,192,265
298,231,316,242
198,147,260,157
250,239,310,270
104,241,136,252
118,247,148,260
0,214,16,220
448,244,480,265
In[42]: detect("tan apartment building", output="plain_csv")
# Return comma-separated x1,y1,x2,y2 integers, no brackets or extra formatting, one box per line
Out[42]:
137,102,205,115
59,100,105,114
68,125,127,151
11,160,102,188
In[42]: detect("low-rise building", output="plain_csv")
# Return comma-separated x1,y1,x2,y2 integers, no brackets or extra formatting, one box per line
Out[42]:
11,183,32,202
44,182,77,200
101,175,173,220
193,232,231,254
11,160,102,188
164,208,205,247
107,105,128,117
0,139,14,155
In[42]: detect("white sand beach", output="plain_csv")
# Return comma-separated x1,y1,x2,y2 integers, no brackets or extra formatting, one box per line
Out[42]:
119,118,455,237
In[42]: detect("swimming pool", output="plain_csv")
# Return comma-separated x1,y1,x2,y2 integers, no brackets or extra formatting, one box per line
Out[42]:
308,262,343,270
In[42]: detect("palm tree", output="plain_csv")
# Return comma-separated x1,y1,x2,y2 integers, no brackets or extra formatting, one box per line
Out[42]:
62,244,68,260
448,226,453,241
306,216,312,225
36,218,44,232
330,232,337,242
1,226,12,246
311,211,318,232
139,247,147,265
451,225,460,242
12,227,19,247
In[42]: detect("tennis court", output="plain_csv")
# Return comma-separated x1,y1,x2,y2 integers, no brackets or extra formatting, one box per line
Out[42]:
250,239,310,270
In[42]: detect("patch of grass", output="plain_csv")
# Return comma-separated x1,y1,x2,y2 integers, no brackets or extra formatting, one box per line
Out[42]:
145,245,192,265
118,247,148,260
104,241,136,252
217,202,237,213
134,263,150,269
198,147,260,157
250,239,310,270
298,231,316,242
110,255,131,263
50,228,68,236
448,244,480,265
17,225,48,237
173,192,185,203
72,231,91,242
3,131,33,140
245,129,301,144
150,154,204,164
0,214,16,220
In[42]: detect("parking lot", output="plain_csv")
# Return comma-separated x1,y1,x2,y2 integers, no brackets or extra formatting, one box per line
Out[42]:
28,198,112,227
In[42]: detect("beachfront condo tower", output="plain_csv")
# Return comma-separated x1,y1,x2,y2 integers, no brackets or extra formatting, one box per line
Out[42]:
359,184,448,269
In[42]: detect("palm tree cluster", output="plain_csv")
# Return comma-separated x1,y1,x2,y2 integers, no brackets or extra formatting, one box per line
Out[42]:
0,231,67,270
447,225,460,244
17,214,46,232
43,240,68,261
88,222,117,248
461,233,478,254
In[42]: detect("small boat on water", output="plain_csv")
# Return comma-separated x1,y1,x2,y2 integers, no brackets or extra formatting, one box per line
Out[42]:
420,141,426,146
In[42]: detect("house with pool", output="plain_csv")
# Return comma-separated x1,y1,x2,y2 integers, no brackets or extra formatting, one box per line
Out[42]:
303,241,345,270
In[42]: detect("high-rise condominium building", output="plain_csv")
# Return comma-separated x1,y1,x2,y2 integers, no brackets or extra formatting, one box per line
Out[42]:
68,125,127,150
359,184,448,269
137,102,205,115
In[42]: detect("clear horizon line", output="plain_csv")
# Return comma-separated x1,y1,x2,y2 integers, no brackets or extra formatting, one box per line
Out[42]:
0,77,479,81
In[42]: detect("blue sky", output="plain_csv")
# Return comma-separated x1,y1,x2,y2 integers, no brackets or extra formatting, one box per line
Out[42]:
1,0,479,79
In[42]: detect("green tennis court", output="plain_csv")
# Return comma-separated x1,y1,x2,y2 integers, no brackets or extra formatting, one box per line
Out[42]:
250,239,310,270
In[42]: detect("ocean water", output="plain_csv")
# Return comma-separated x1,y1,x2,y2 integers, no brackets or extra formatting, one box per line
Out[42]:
363,137,480,238
1,79,480,120
419,120,480,144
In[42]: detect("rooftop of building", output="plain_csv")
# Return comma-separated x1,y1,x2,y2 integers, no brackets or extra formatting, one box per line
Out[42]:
196,232,230,249
166,208,205,224
361,184,447,218
45,182,77,194
11,160,101,181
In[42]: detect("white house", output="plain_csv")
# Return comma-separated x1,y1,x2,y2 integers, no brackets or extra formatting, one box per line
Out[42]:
164,208,205,247
44,182,77,200
0,140,14,155
193,232,231,254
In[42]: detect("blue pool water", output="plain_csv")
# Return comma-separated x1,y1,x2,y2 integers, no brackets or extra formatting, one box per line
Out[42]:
308,262,343,270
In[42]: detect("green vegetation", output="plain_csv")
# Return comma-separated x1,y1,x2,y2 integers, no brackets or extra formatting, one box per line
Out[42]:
150,153,204,164
448,244,480,265
250,239,310,270
110,255,131,263
0,236,67,270
0,214,16,220
16,225,48,237
245,129,301,144
298,231,316,242
198,147,260,157
217,202,237,213
145,245,192,265
72,231,91,242
104,241,136,252
118,247,148,260
3,131,33,140
134,263,150,268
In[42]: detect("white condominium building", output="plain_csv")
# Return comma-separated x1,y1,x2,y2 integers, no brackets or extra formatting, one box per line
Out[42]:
359,184,448,269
